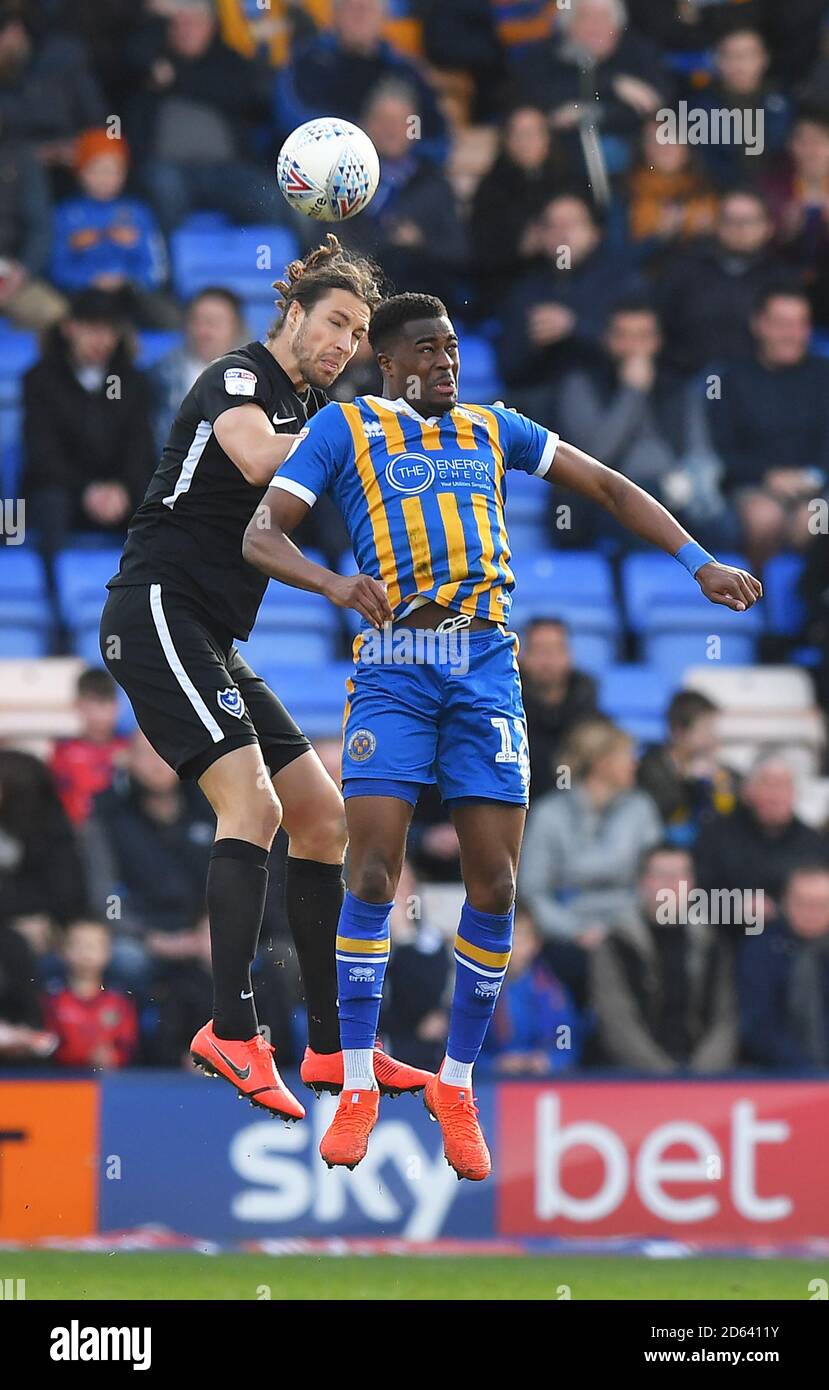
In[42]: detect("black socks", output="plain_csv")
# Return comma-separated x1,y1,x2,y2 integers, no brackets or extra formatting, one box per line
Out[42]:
208,838,269,1040
285,856,344,1055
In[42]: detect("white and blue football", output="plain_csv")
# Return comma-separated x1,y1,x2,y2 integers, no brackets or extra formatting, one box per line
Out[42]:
276,118,380,222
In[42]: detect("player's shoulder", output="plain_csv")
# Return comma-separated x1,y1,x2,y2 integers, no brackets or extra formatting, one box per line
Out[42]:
196,343,270,401
454,401,528,431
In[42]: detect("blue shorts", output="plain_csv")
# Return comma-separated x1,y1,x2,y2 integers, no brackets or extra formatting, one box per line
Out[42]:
341,625,530,805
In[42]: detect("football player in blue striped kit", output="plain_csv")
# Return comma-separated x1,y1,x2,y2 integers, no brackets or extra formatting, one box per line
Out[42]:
244,293,762,1180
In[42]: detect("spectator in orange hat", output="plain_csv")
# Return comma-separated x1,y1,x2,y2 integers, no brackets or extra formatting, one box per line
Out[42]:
50,127,180,328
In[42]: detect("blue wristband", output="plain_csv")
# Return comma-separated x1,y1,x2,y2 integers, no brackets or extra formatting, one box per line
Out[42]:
675,541,715,577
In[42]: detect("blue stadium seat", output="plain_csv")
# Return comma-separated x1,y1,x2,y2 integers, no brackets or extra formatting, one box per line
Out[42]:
136,331,183,369
513,600,617,674
458,336,503,404
504,468,546,522
256,563,339,635
644,630,758,680
54,548,123,628
236,626,336,668
0,328,38,406
764,553,806,637
1,437,22,497
622,551,749,632
506,518,551,554
600,664,674,723
73,624,107,666
518,550,614,605
171,224,300,302
256,659,352,735
557,628,617,676
0,547,51,628
0,623,49,657
242,298,275,340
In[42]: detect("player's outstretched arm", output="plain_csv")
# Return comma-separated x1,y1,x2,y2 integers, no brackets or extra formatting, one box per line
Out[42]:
243,489,393,629
547,439,763,612
214,404,305,487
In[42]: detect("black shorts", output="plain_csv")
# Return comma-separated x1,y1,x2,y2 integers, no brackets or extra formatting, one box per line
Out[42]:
100,584,311,780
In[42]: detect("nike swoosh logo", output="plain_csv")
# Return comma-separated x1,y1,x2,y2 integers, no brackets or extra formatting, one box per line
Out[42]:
240,989,254,1000
210,1039,251,1081
272,414,297,425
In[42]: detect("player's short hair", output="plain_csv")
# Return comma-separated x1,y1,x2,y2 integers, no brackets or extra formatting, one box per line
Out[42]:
784,863,829,891
188,286,243,320
367,293,449,353
607,295,660,323
559,717,631,781
269,234,382,337
522,616,570,641
752,283,812,316
76,666,118,701
667,690,717,734
719,186,769,215
715,24,767,50
794,106,829,135
638,841,692,878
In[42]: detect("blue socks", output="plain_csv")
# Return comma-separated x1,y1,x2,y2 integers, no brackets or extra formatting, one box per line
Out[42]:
448,900,514,1065
335,891,392,1051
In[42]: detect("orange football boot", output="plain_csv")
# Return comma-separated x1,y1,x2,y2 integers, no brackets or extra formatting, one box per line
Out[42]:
319,1087,380,1170
191,1020,305,1121
301,1042,432,1098
424,1071,491,1181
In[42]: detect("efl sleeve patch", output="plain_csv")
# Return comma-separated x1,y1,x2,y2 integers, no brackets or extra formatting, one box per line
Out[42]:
223,368,258,397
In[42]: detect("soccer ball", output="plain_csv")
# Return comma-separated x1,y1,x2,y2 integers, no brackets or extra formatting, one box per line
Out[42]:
276,118,380,222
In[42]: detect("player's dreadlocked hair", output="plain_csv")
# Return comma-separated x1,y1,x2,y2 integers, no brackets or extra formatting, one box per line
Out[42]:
367,293,448,353
268,234,383,338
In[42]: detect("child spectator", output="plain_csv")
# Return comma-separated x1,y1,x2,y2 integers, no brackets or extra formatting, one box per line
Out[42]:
42,919,137,1069
478,905,582,1076
50,127,178,328
50,667,129,826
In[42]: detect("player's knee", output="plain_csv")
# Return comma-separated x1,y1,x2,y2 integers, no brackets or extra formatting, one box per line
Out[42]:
229,789,282,847
467,866,516,917
351,855,399,905
288,804,347,863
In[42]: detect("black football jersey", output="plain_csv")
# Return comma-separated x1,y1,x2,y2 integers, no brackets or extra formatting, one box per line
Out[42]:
108,342,327,639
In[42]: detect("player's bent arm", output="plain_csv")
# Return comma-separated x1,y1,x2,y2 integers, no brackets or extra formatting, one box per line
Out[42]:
214,404,300,487
242,490,393,629
547,439,763,612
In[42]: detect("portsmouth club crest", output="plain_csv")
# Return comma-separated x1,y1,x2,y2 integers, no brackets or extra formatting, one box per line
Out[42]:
217,687,245,719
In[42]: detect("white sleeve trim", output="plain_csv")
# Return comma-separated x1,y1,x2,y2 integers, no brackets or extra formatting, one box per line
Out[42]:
534,430,560,476
269,475,318,506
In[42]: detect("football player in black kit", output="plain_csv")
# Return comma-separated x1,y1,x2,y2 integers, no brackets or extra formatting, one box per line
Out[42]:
101,237,427,1119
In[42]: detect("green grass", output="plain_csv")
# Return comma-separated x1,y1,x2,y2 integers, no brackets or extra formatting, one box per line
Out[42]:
3,1252,822,1301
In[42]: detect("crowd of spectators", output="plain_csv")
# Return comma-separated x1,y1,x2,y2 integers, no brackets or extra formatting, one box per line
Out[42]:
1,642,827,1076
2,0,829,1077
